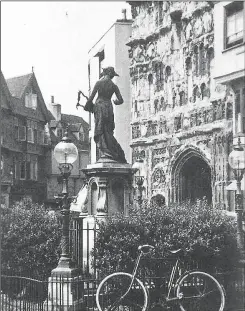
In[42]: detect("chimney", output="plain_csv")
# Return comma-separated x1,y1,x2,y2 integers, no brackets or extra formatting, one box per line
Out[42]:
122,9,127,20
50,95,61,121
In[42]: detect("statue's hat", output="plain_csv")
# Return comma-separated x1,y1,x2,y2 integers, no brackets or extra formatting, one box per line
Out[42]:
102,66,119,77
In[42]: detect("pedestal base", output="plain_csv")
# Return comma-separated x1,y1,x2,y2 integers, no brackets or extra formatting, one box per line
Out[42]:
82,162,135,216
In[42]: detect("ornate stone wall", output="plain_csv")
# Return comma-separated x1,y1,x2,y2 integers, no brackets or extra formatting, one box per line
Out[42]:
128,1,234,210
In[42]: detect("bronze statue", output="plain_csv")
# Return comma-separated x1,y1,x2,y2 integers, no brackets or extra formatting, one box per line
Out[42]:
84,66,127,164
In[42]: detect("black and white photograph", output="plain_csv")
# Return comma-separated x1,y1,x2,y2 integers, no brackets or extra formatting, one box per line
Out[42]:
1,1,244,310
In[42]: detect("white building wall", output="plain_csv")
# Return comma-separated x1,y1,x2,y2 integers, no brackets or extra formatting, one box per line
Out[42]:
114,23,132,163
88,20,132,164
213,1,245,80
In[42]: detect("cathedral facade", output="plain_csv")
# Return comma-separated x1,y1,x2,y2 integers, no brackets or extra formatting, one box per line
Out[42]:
127,1,244,210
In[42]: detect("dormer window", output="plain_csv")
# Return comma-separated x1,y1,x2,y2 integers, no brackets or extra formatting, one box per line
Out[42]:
225,1,244,49
25,91,37,109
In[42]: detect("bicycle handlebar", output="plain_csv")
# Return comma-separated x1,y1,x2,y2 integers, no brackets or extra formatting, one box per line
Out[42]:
138,245,155,254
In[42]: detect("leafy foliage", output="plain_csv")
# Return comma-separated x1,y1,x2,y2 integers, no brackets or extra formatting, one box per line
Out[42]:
92,200,239,277
1,198,61,279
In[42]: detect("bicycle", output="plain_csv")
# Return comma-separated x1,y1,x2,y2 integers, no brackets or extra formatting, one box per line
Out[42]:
96,244,225,311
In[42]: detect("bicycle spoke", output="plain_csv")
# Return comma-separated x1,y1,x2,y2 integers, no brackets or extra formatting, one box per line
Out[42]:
176,272,225,311
96,273,148,311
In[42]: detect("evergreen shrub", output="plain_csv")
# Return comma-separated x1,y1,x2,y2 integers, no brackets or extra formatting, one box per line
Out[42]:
92,200,239,277
1,198,61,279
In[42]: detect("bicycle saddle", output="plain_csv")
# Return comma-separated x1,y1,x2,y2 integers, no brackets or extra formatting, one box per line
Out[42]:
138,245,155,253
169,249,183,255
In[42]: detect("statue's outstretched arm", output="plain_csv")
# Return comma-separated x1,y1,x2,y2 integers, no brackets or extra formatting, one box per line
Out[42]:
113,85,124,105
84,82,99,113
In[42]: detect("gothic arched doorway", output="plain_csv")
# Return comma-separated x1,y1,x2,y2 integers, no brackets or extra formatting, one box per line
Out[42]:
180,156,212,204
170,147,212,204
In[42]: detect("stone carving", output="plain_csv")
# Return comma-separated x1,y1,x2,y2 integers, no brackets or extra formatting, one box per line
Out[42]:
152,148,166,168
146,42,156,60
202,11,213,33
154,99,159,113
160,96,166,111
185,22,193,41
159,117,167,134
226,102,233,119
190,113,197,127
182,114,190,129
146,121,158,137
215,83,226,94
133,45,146,63
132,125,141,139
152,168,166,189
194,17,204,38
174,115,182,131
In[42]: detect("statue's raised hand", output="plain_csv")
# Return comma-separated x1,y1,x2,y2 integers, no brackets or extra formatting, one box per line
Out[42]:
113,99,122,105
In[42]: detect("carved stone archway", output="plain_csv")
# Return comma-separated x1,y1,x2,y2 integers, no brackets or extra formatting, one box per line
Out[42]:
169,145,212,204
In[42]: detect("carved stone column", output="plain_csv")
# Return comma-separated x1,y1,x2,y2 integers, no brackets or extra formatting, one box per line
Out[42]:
96,176,108,216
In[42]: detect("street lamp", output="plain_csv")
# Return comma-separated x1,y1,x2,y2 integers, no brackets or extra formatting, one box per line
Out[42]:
53,129,78,275
228,137,245,259
132,155,146,208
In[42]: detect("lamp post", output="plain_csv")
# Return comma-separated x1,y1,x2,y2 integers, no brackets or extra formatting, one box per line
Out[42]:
228,137,245,260
52,130,78,276
132,156,145,208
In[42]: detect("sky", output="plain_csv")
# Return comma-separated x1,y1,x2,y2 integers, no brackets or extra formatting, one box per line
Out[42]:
1,1,132,122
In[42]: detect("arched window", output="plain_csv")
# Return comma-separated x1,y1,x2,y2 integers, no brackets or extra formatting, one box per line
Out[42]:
200,83,206,100
165,66,171,81
199,43,206,76
186,57,192,103
179,91,185,106
154,99,159,114
193,45,199,76
160,97,166,111
207,47,214,75
148,74,153,100
160,63,164,90
165,66,172,107
193,86,199,103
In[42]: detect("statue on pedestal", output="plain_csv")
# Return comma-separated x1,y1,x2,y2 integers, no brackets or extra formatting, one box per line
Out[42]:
84,66,127,164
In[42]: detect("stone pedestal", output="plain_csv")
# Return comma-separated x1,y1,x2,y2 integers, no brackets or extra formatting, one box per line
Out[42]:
81,162,135,217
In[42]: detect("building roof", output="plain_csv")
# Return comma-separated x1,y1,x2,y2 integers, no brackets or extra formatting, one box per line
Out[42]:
1,71,13,110
6,72,52,121
61,114,89,130
6,73,33,98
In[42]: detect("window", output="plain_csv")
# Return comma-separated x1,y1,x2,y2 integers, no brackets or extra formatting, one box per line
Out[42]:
1,156,4,176
98,50,105,76
19,126,26,141
25,92,37,109
234,87,245,133
27,120,37,143
225,2,244,49
32,160,38,180
194,45,199,76
37,130,45,145
79,128,85,141
199,43,206,76
27,128,34,143
20,161,26,179
179,91,185,106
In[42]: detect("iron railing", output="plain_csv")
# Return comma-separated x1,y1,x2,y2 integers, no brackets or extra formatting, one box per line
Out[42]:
1,217,244,311
1,270,244,311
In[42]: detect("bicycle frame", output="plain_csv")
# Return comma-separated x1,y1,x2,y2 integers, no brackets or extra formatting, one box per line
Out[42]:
116,249,184,305
165,257,184,303
107,250,145,309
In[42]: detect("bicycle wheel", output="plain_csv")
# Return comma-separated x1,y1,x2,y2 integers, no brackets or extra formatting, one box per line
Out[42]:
176,271,225,311
96,272,148,311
